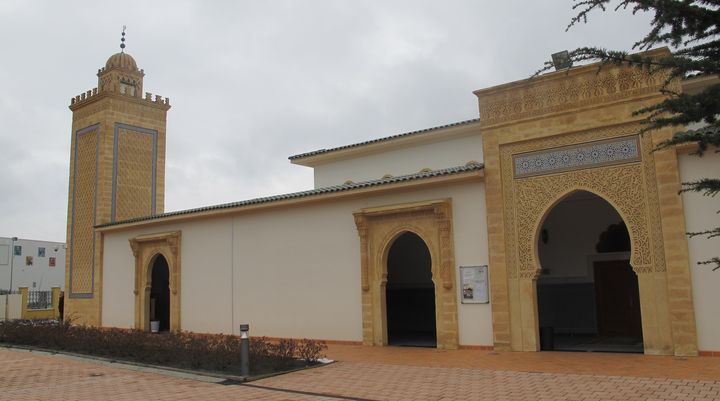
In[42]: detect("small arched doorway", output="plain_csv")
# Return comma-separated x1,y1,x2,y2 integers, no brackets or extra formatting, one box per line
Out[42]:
536,191,643,353
385,231,436,347
149,254,170,332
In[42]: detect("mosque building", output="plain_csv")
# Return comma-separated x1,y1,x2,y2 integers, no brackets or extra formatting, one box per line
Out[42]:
64,35,719,356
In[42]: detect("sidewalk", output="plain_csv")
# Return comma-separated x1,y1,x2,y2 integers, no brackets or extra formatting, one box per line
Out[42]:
324,344,720,381
1,346,719,400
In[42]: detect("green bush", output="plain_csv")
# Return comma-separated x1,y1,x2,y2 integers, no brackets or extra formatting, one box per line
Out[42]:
0,319,327,376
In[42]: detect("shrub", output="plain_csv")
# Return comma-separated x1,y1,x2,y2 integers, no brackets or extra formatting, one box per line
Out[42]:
268,338,297,370
297,338,328,363
0,319,326,376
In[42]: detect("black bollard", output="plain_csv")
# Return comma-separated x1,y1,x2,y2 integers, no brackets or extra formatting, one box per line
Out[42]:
240,324,250,377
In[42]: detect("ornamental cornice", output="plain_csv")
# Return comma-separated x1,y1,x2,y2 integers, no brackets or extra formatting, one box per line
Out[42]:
476,62,672,128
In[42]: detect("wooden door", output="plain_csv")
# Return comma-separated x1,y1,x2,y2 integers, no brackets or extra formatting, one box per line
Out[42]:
593,260,642,337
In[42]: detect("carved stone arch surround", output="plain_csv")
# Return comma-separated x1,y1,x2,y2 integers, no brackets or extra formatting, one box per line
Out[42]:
496,124,697,356
129,231,181,331
532,187,638,272
354,199,459,349
521,170,652,278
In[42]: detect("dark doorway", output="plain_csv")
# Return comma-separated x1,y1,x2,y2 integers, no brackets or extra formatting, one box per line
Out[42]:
150,255,170,332
537,191,643,353
386,232,436,347
594,260,642,338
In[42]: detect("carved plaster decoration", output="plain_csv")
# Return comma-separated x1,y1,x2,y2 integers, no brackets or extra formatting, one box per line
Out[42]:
500,124,665,278
479,66,667,127
353,199,459,349
128,231,181,332
495,122,681,355
481,56,695,355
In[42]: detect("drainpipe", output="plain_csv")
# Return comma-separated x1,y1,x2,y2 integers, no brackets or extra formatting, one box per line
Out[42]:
4,237,17,321
9,237,17,293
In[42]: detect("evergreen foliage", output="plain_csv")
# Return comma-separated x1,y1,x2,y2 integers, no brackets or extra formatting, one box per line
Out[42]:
0,319,328,376
540,0,720,270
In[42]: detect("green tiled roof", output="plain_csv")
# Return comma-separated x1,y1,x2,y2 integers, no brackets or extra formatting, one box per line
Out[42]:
97,163,484,228
289,118,481,161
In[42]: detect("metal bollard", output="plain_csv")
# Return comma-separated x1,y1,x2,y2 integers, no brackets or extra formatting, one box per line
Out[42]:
240,324,250,377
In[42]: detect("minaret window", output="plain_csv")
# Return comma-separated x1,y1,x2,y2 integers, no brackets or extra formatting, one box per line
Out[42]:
120,82,136,96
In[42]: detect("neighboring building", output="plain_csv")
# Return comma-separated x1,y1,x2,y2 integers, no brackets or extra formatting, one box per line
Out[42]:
64,43,719,357
0,237,66,292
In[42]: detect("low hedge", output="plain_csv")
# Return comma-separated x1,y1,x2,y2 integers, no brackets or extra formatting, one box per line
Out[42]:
0,319,326,376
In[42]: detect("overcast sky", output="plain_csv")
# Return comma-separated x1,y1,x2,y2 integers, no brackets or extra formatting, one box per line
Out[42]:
0,0,653,242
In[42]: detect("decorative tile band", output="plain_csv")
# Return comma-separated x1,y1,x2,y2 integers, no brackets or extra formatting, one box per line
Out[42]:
513,135,640,178
111,123,157,222
69,124,100,298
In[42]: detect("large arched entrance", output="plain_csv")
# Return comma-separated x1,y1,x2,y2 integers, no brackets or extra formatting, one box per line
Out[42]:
536,191,643,353
149,254,170,332
385,232,436,347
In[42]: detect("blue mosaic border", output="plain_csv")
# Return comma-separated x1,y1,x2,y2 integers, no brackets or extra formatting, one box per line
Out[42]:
69,124,100,299
111,123,158,222
513,135,641,178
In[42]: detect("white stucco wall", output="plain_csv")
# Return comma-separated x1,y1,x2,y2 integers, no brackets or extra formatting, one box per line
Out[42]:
679,151,720,351
0,237,65,292
102,181,493,346
312,134,483,188
102,218,235,333
101,233,136,328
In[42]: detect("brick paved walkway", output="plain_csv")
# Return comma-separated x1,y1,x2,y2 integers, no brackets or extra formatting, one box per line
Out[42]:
2,346,720,400
324,344,720,381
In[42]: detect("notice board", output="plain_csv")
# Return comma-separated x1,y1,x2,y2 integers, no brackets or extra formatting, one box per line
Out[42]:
459,265,489,304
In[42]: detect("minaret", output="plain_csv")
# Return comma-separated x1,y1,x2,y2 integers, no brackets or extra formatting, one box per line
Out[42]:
65,29,170,324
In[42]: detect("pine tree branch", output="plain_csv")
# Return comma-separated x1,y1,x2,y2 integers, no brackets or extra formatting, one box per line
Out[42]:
688,227,720,239
633,85,720,134
560,0,720,273
655,126,720,154
697,257,720,271
534,47,673,76
681,178,720,196
569,0,720,51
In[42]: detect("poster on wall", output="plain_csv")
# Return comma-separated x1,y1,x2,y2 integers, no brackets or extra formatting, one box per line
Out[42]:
459,265,489,304
49,257,56,267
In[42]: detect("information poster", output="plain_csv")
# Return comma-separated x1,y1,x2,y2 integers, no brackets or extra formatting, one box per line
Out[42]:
460,265,489,304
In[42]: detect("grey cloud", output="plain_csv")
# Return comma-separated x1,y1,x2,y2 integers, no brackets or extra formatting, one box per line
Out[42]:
0,0,653,241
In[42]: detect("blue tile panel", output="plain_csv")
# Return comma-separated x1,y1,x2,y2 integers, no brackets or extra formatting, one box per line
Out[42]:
513,135,641,178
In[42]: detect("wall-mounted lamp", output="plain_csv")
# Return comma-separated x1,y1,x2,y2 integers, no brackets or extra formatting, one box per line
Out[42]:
551,50,573,71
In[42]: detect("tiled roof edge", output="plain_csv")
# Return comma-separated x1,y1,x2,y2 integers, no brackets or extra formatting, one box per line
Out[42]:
289,118,481,161
96,163,484,228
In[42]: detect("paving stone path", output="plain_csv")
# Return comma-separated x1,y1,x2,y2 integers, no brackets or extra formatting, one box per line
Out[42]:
1,346,720,400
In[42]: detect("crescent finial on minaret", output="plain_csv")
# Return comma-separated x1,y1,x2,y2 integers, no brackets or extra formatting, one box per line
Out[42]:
120,25,127,52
